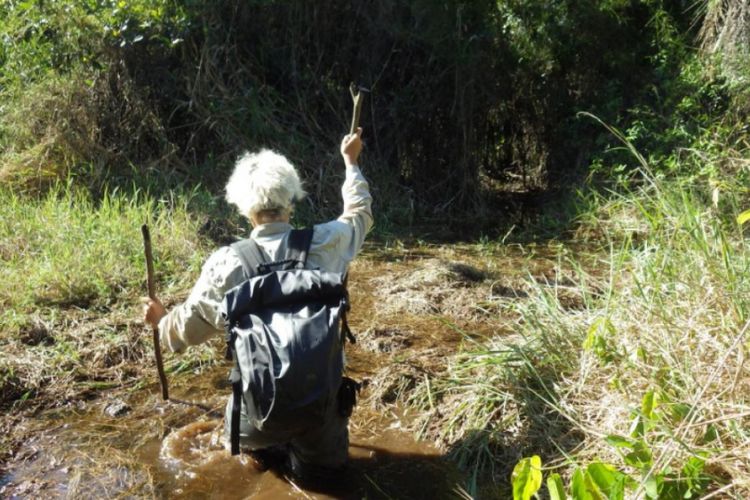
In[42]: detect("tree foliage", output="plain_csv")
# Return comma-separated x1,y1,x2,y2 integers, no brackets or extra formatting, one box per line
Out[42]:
0,0,741,222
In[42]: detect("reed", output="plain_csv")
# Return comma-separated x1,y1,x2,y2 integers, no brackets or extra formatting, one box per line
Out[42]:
407,139,750,497
0,183,217,416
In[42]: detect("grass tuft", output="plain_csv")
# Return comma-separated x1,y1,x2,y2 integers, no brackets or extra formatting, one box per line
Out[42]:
0,183,216,410
404,162,750,496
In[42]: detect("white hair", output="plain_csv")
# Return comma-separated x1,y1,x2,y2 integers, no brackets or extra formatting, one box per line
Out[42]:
225,149,305,218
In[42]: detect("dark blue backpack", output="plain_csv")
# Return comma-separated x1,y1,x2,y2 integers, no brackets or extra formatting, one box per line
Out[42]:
222,229,355,455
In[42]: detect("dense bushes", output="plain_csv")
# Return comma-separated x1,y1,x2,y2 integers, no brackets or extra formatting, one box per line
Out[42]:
0,1,187,192
0,0,708,224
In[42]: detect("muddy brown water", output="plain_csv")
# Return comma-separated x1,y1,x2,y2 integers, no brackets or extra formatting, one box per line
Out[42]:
0,364,461,499
1,242,575,498
0,367,460,499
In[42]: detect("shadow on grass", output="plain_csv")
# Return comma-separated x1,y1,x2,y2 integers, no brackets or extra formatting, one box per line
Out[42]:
84,158,587,250
443,360,586,498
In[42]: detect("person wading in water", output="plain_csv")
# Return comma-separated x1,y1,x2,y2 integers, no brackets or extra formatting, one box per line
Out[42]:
143,127,372,480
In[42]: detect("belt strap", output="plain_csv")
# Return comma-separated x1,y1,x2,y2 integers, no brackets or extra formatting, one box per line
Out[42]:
229,364,242,455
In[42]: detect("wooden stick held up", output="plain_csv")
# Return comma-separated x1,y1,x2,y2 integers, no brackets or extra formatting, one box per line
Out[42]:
349,83,364,135
142,224,169,401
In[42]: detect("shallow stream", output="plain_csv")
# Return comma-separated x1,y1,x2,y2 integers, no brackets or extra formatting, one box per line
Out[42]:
0,364,460,499
1,242,570,498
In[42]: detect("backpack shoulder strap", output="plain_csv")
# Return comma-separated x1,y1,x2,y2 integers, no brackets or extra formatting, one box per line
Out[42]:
230,227,314,278
284,227,314,269
227,237,267,456
230,238,268,279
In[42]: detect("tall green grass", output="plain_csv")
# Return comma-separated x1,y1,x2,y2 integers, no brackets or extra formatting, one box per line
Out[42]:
0,183,207,324
408,168,750,497
0,183,215,409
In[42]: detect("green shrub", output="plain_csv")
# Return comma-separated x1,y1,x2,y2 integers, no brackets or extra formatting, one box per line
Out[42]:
0,183,208,328
0,0,711,224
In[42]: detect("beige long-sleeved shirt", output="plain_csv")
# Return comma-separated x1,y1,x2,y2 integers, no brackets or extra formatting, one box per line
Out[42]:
159,165,373,353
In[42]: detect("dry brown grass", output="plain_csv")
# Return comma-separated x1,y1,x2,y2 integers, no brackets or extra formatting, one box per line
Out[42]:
370,259,503,320
699,0,750,57
0,63,177,193
698,0,750,81
389,180,750,496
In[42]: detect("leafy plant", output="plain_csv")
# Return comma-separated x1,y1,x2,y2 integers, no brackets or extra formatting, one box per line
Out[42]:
510,390,713,499
583,317,618,364
511,455,543,500
511,449,707,500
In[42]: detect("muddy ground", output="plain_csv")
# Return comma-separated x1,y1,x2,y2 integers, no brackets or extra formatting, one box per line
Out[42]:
0,241,573,498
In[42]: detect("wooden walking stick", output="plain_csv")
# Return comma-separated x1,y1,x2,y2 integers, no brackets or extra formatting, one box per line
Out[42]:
349,82,365,134
142,224,169,401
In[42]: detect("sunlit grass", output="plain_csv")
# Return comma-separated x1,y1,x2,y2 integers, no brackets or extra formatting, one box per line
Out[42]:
405,171,750,496
0,183,207,319
0,183,218,410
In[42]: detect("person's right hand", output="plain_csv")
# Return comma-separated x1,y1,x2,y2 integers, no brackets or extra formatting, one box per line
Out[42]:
341,127,363,167
142,297,167,329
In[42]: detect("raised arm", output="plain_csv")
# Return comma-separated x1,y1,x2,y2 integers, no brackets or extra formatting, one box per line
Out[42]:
336,128,373,256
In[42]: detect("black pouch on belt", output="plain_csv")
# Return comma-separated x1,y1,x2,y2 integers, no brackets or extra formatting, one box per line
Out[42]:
337,376,361,418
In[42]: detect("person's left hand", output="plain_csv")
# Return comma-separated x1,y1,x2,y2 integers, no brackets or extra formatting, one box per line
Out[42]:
142,297,167,329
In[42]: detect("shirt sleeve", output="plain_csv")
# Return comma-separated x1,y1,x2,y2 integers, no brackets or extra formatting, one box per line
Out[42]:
158,246,245,353
332,165,373,258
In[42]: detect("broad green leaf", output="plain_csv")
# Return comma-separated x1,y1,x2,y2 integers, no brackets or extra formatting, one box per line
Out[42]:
571,469,604,500
702,424,718,444
585,471,605,500
624,440,652,468
571,469,590,500
683,456,707,494
587,463,617,489
660,456,708,500
586,317,616,341
605,435,633,449
584,317,605,350
511,455,543,500
643,472,660,499
587,463,629,500
669,403,691,424
636,346,648,362
547,473,566,500
683,456,705,473
641,389,659,420
633,390,660,437
658,481,687,500
583,329,597,351
631,415,644,438
610,476,627,500
737,209,750,226
682,457,706,490
584,318,617,362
